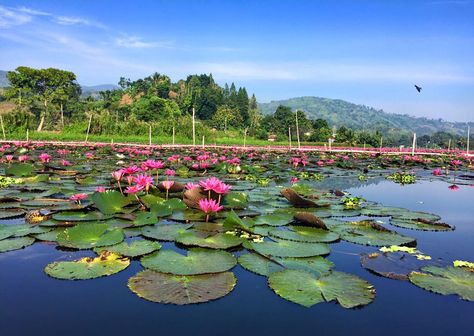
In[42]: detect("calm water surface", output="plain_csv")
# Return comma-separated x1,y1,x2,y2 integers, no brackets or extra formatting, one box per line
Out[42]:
0,179,472,336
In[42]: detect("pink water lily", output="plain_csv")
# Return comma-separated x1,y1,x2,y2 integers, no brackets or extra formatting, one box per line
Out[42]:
95,187,107,192
134,174,154,192
164,169,176,177
18,155,29,162
70,193,88,203
432,168,442,176
448,184,460,191
125,185,144,194
199,198,224,222
39,153,51,163
61,159,72,166
185,182,200,190
162,180,175,199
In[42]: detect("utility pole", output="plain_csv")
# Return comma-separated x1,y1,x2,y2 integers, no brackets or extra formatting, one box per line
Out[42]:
192,107,196,146
295,109,301,150
288,127,292,150
467,125,471,155
411,133,417,156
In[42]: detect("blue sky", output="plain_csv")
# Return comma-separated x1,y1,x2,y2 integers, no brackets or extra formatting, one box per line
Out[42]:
0,0,473,122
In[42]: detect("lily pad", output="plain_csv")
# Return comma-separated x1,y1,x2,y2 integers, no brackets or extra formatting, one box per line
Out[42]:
254,212,294,227
269,226,339,243
5,163,35,177
361,252,432,280
94,239,161,257
246,239,330,257
390,218,454,231
52,211,113,222
238,253,334,277
128,270,237,305
44,252,130,280
328,219,416,247
268,269,375,308
141,223,193,241
91,191,133,214
176,232,243,249
409,266,474,301
141,248,236,275
57,223,124,249
0,236,35,253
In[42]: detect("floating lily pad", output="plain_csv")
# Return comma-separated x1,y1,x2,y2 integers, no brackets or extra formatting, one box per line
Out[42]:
141,248,236,275
268,269,375,308
269,226,339,243
0,236,35,253
52,211,113,222
254,212,294,226
57,223,124,249
141,223,193,241
128,270,237,305
409,266,474,301
91,191,133,214
246,239,330,257
176,232,243,249
390,218,454,231
222,191,248,209
328,219,416,247
94,239,161,257
44,252,130,280
238,253,334,277
361,252,432,280
280,188,318,208
5,163,35,177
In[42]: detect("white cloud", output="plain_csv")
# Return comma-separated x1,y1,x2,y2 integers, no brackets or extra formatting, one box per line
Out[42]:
115,35,172,49
54,16,106,29
0,5,32,28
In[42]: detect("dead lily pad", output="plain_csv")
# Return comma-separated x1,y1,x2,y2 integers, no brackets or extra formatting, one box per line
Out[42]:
294,212,328,229
280,188,318,208
128,270,237,305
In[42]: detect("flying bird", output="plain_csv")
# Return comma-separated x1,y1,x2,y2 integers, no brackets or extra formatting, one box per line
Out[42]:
414,85,422,93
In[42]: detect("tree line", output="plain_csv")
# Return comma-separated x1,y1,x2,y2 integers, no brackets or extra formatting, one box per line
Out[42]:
1,66,470,148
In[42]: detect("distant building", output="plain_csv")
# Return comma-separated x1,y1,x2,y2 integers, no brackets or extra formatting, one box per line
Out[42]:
268,133,277,142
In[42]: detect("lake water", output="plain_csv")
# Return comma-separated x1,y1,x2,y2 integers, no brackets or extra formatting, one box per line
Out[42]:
1,178,472,336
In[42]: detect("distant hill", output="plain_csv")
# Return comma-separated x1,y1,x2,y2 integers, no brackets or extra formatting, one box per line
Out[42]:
81,84,119,98
0,71,9,87
258,96,471,136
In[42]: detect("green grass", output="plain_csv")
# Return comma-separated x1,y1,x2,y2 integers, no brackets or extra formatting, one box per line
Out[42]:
3,130,340,147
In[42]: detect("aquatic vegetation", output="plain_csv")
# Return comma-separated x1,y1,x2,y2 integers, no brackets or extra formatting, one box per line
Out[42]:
0,142,472,308
387,171,416,185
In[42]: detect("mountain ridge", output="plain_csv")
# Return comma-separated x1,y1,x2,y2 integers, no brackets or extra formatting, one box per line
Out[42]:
258,96,471,136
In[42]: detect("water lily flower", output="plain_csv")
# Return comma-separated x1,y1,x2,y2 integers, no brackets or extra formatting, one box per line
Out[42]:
5,155,13,162
95,187,106,192
133,174,154,192
61,159,72,166
123,165,140,175
432,168,442,176
70,193,88,204
199,198,224,222
125,185,144,194
290,177,298,184
111,169,123,181
39,153,51,163
18,155,29,162
85,152,94,159
451,160,462,166
185,182,200,190
448,184,460,191
165,169,175,177
162,180,175,199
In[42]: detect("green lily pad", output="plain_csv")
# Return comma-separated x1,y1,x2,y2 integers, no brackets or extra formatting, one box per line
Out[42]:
91,191,133,214
246,239,330,257
268,269,375,308
44,252,130,280
269,226,339,243
222,191,248,209
327,219,416,247
141,223,193,241
409,266,474,301
128,270,237,305
176,232,243,249
141,248,236,275
52,211,113,222
5,163,35,177
238,253,334,277
94,239,161,257
254,212,294,226
0,236,35,252
132,211,159,227
390,218,454,231
57,223,124,249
